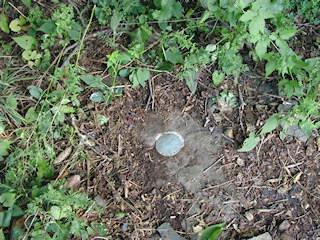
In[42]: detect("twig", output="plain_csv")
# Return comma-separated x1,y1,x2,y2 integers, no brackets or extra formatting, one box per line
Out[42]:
22,210,39,240
8,2,27,18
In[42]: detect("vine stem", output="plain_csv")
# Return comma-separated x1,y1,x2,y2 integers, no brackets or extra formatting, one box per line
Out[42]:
75,5,96,68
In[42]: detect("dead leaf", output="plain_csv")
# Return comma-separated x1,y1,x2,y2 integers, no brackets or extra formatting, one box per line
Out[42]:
54,146,73,164
65,175,81,189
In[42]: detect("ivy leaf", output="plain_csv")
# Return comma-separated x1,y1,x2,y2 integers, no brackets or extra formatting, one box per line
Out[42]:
0,139,12,159
81,75,103,88
265,60,277,77
249,15,265,35
136,68,150,87
165,47,183,64
0,13,10,33
212,70,225,86
260,115,279,135
90,92,104,103
12,35,37,50
255,38,270,58
239,10,257,22
128,25,152,44
238,132,260,152
27,85,43,99
201,222,226,240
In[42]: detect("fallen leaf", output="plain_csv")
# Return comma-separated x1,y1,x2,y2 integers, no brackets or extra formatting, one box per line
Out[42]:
54,146,72,164
65,175,81,189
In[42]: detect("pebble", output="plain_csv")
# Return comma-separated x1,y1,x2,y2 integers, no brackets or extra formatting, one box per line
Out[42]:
65,175,81,189
280,233,294,240
244,210,254,221
247,232,272,240
236,157,245,167
279,220,291,231
157,222,186,240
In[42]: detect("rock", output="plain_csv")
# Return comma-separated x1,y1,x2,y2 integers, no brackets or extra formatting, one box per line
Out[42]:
279,233,294,240
279,220,290,231
224,128,234,139
236,158,245,167
284,124,308,142
247,232,272,240
157,222,186,240
65,175,81,189
94,195,108,208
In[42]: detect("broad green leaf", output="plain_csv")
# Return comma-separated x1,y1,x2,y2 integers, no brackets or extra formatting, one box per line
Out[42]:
255,38,270,58
279,29,297,40
128,25,152,44
9,19,22,32
201,222,226,240
50,206,61,220
22,0,32,8
212,70,225,86
239,10,256,22
68,29,81,41
238,132,260,152
90,92,104,102
200,10,211,24
6,94,17,109
25,107,38,123
0,13,10,33
12,205,24,217
0,139,12,158
111,11,121,32
27,85,43,99
0,210,12,227
0,193,16,207
12,35,37,50
136,68,150,87
249,15,265,35
38,20,56,34
0,228,5,240
205,44,217,52
165,47,183,64
260,115,279,135
265,60,277,77
81,75,103,88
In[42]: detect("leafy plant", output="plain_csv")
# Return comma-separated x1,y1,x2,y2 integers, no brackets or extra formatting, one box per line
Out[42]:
201,222,226,240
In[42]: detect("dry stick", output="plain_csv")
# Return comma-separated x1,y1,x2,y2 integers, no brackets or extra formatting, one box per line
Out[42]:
8,2,27,18
61,29,112,68
22,210,39,240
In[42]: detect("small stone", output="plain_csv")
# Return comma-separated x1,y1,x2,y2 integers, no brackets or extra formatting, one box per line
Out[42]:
236,157,245,167
280,233,294,240
157,222,186,240
224,128,234,139
65,175,81,189
279,220,290,231
247,232,272,240
94,195,108,208
244,210,254,221
316,137,320,152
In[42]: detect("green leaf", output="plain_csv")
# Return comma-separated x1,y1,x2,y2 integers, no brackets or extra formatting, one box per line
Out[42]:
265,60,277,77
50,206,61,220
199,10,211,24
255,38,270,58
0,13,10,33
128,25,152,44
0,193,16,207
97,114,109,126
9,19,22,32
0,210,12,227
165,47,183,64
0,139,12,158
81,75,103,88
12,205,24,217
12,35,37,50
239,10,256,22
260,115,279,135
279,29,297,40
201,222,226,240
249,15,265,35
6,94,17,109
90,92,104,103
27,85,43,99
212,70,225,86
38,20,56,34
238,132,260,152
22,0,32,8
136,68,150,87
0,228,5,240
68,29,81,41
111,11,121,32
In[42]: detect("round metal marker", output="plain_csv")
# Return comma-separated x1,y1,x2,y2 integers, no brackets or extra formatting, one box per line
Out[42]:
155,132,184,157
